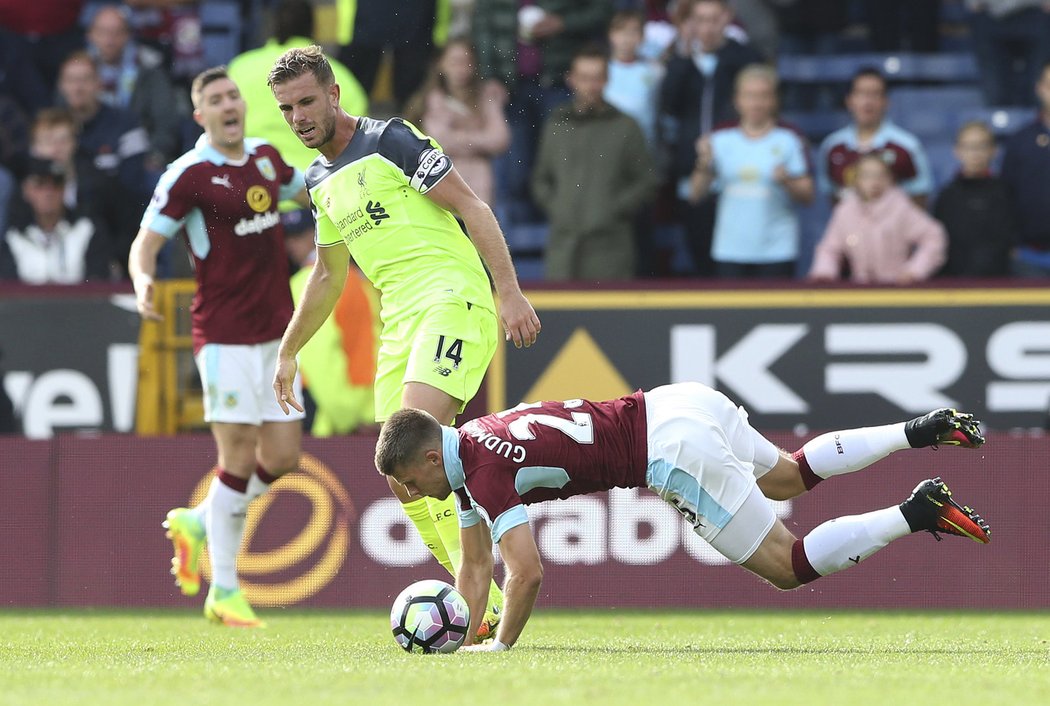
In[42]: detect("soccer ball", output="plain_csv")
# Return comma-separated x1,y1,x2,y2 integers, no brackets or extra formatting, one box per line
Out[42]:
390,579,471,654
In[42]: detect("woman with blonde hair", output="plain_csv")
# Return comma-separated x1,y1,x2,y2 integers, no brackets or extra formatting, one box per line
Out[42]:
405,39,510,206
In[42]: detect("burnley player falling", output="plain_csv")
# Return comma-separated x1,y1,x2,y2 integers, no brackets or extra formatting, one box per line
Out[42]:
375,382,990,651
129,66,310,628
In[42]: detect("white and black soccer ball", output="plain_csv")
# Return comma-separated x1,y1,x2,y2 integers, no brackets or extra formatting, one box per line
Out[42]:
390,579,470,654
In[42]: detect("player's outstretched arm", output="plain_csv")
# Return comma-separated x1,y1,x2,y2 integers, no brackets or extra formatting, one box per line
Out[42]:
128,228,169,321
424,169,541,349
489,523,543,649
455,522,494,645
273,243,349,413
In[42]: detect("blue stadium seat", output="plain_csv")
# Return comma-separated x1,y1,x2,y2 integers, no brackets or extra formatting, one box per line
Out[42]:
780,111,849,141
778,52,979,84
503,223,548,254
889,86,984,111
201,2,242,67
956,107,1036,136
924,140,959,190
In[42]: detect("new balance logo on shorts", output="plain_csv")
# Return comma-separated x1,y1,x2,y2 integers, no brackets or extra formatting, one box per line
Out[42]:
433,365,452,377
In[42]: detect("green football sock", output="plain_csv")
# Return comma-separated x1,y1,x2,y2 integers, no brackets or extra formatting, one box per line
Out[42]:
402,496,452,571
427,494,505,617
426,494,461,575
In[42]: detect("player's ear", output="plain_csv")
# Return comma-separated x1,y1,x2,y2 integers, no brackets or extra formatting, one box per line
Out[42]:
329,82,340,106
425,448,441,467
191,108,204,128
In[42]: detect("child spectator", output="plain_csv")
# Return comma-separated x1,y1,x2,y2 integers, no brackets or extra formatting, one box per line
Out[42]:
604,9,664,148
405,39,510,207
809,153,947,284
934,121,1014,277
0,158,111,284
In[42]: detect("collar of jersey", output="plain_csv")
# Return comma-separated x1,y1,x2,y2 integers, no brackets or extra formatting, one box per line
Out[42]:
441,427,466,490
194,134,257,166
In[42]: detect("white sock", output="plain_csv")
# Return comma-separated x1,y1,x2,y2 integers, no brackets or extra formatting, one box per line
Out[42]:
801,507,911,577
207,480,249,590
188,477,217,529
246,471,273,502
802,423,910,480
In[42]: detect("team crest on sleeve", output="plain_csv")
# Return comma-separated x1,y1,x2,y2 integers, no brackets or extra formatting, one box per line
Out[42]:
255,156,277,181
246,185,272,213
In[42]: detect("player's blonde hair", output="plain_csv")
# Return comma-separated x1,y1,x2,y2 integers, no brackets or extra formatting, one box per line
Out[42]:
375,409,443,476
268,44,335,90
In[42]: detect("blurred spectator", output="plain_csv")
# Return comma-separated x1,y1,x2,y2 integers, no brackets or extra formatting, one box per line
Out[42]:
934,121,1014,277
56,51,153,275
689,64,813,278
336,0,439,109
228,0,368,173
0,28,51,174
283,208,378,437
0,158,111,284
967,1,1050,107
1001,61,1050,277
531,46,658,280
604,9,664,148
0,27,50,117
660,0,762,275
85,4,182,168
809,154,947,284
729,0,780,59
124,0,204,86
0,1,85,86
0,349,16,435
0,166,12,238
473,0,611,221
405,39,510,207
864,0,941,53
817,68,933,207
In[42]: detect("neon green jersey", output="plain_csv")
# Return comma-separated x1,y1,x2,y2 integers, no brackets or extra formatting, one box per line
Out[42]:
306,117,494,323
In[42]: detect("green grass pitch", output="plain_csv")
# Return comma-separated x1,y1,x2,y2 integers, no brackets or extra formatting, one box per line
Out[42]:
1,610,1048,706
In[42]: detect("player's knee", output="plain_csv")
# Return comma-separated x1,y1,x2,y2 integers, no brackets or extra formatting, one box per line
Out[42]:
258,451,298,475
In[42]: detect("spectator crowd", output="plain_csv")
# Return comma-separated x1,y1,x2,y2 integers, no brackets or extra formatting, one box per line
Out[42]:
2,0,1050,284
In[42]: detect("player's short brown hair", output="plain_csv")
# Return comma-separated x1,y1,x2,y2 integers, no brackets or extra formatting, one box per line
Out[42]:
190,66,232,108
267,44,335,90
609,9,644,31
31,108,76,138
374,409,442,476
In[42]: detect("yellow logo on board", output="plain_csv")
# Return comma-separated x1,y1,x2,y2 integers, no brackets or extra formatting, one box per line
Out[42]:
246,185,272,213
523,327,632,403
190,453,352,606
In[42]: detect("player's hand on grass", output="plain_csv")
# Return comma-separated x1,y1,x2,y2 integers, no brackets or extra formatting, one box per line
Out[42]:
132,274,163,321
460,641,509,652
273,357,303,414
500,292,541,349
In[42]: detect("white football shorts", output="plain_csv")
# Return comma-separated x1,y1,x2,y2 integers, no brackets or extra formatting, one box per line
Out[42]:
644,382,778,564
194,340,305,425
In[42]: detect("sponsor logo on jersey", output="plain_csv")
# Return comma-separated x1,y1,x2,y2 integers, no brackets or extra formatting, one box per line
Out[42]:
246,185,272,213
255,156,276,181
366,200,389,225
334,200,389,243
211,174,233,190
234,210,281,236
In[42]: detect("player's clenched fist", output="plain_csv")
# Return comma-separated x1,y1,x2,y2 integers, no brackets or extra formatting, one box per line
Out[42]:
273,357,303,414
